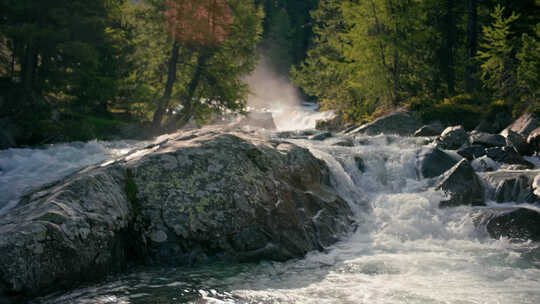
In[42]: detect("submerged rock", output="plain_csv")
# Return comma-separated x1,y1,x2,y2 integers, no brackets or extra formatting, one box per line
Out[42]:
437,159,484,208
0,128,354,301
436,126,468,150
416,147,458,178
347,111,422,136
487,208,540,241
309,131,333,141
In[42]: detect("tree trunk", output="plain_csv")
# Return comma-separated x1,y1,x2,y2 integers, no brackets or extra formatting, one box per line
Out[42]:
21,43,38,103
443,0,455,96
465,0,478,93
172,49,212,129
152,41,180,128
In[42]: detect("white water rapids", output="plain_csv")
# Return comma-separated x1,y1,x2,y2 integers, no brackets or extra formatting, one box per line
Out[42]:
2,108,540,303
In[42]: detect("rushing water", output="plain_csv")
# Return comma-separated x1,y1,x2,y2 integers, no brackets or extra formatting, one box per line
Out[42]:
21,129,540,304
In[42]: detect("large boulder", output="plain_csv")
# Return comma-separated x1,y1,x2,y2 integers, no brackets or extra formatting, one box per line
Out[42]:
416,147,458,178
487,208,540,241
480,170,539,204
436,159,484,208
347,111,422,136
0,129,354,301
436,126,468,150
503,113,539,138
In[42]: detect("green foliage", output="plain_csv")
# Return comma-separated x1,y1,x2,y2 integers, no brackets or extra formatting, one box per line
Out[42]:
477,5,520,99
516,33,540,102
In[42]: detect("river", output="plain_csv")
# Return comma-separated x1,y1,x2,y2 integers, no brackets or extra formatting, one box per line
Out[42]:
1,107,539,304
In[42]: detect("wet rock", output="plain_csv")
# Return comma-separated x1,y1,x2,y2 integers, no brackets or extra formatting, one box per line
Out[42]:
503,113,540,138
469,132,506,148
480,171,539,204
416,147,458,178
414,122,444,137
436,126,468,150
457,145,486,160
471,156,499,172
235,112,277,130
437,159,484,208
309,132,333,141
485,146,534,169
487,208,540,241
0,128,354,301
527,127,540,154
347,111,422,136
501,129,532,156
354,156,366,173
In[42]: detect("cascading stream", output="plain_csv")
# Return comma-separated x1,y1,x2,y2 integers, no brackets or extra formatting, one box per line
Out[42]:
27,131,540,304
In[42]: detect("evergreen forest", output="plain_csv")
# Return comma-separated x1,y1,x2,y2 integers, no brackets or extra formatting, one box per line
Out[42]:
0,0,538,145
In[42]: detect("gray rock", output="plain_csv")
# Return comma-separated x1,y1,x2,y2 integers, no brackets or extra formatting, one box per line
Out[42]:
527,127,540,154
347,111,422,136
332,137,355,147
457,145,486,160
417,147,458,178
485,146,534,169
501,129,533,156
503,113,539,138
437,159,484,208
487,208,540,241
436,126,468,150
0,128,354,301
471,156,499,172
414,122,444,137
469,132,506,148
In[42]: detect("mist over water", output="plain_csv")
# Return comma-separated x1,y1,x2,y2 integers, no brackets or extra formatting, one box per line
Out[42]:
244,59,334,131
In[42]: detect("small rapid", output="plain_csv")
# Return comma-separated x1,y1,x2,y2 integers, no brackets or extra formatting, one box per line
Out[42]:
29,132,540,304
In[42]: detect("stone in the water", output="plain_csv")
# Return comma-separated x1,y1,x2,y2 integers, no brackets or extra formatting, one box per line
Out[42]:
501,129,532,156
480,170,539,204
0,128,355,301
487,208,540,241
485,146,534,169
347,111,422,136
471,156,499,172
527,127,540,154
332,137,355,147
457,145,486,160
437,159,484,208
416,147,458,178
436,126,468,150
